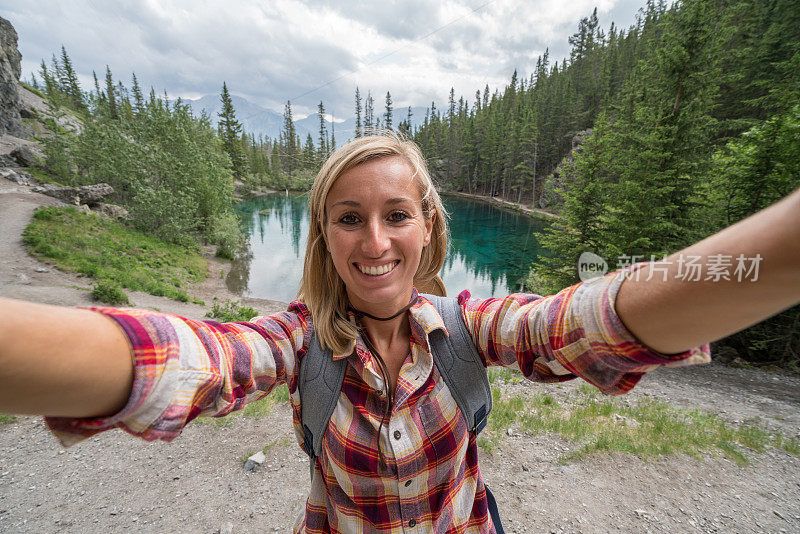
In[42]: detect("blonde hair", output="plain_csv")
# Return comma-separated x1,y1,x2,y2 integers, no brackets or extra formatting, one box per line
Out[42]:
298,133,448,354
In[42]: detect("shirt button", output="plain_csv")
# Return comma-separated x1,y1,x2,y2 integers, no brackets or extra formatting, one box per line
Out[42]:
393,430,401,440
409,519,417,527
404,480,412,487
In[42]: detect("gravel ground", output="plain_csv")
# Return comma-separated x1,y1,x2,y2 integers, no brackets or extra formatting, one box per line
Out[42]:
1,172,799,533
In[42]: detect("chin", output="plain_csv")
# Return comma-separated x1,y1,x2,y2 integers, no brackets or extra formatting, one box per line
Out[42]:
347,283,412,309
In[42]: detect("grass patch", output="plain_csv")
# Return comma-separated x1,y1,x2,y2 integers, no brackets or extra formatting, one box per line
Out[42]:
487,367,521,385
478,385,799,466
25,166,73,186
23,206,207,303
20,81,46,99
194,384,291,428
206,298,259,322
0,413,18,425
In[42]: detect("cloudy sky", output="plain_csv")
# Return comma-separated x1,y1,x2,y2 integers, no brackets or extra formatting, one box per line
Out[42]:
1,0,644,119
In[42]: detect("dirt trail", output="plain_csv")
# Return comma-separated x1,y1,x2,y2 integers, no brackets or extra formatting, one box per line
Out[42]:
1,175,799,533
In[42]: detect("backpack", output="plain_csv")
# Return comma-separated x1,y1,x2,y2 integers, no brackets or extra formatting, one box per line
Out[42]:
297,293,504,532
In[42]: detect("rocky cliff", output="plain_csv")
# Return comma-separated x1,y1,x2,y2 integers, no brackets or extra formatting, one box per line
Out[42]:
0,17,24,137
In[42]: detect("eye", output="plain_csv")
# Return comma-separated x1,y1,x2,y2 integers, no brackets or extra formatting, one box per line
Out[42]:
388,211,411,223
338,213,360,225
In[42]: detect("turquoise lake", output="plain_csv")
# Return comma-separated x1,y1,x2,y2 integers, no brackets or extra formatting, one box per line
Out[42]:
227,194,548,302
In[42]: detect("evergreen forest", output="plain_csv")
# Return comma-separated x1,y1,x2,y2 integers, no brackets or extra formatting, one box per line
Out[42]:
410,0,800,367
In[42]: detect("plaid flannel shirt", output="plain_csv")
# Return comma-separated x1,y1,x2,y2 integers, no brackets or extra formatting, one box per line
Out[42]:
46,268,710,533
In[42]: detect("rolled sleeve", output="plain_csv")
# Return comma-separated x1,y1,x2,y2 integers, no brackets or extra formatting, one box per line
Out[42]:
45,304,309,447
459,266,711,395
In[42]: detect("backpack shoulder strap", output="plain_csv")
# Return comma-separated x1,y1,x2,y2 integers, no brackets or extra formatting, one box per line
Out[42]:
298,328,347,479
423,294,493,435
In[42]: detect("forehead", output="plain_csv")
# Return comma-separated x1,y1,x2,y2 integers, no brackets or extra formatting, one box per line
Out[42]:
326,156,420,208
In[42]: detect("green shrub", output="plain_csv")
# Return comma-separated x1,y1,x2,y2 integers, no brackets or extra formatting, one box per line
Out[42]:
206,298,259,322
91,279,130,305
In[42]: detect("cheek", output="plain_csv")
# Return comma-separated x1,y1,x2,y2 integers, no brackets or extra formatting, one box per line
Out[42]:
326,231,351,265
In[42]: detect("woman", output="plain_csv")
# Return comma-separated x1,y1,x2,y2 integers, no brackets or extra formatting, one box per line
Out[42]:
1,134,799,532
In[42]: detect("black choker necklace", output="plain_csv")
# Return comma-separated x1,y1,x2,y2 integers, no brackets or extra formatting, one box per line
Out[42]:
348,295,418,321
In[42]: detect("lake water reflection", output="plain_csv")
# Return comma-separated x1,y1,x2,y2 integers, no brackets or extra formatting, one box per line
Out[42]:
227,193,548,303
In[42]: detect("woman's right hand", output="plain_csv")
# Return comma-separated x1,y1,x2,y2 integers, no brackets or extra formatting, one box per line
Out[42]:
0,297,133,418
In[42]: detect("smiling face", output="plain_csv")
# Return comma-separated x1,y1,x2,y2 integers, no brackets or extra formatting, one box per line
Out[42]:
324,156,434,316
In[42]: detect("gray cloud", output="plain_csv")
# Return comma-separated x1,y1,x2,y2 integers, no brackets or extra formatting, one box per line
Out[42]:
1,0,646,122
302,0,445,41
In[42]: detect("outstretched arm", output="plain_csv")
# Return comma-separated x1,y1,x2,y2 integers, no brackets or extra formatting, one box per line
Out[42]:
0,298,133,417
616,187,800,354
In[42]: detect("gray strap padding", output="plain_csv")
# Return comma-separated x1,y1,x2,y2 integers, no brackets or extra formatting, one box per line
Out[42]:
298,296,493,480
424,294,492,434
298,329,348,468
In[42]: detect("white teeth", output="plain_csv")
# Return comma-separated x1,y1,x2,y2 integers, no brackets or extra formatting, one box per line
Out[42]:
357,262,397,276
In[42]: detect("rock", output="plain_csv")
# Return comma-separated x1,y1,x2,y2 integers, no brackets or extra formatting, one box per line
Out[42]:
730,357,752,369
521,464,529,472
612,413,640,427
571,129,592,151
35,183,114,206
0,167,30,185
0,154,17,167
0,17,24,137
34,267,48,273
96,202,130,220
234,180,252,197
248,451,266,464
78,204,91,215
243,460,258,472
244,450,266,472
10,146,38,167
219,522,233,534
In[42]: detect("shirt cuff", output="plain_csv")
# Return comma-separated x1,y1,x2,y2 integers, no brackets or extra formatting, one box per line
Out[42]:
45,307,182,447
564,264,711,394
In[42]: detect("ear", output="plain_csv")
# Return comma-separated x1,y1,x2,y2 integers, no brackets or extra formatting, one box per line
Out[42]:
422,210,435,247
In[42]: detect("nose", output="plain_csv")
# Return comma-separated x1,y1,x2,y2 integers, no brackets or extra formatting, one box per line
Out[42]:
361,217,391,257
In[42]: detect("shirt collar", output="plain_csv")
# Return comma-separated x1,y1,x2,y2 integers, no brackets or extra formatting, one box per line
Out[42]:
331,288,450,361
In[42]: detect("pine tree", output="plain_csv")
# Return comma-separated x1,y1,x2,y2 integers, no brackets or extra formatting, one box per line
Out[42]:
355,87,362,138
218,82,248,179
104,66,118,120
90,70,105,112
317,101,328,161
384,91,393,131
303,134,316,168
281,100,298,178
532,118,613,292
51,54,65,94
331,116,336,152
59,46,85,111
364,92,374,133
131,73,144,113
38,60,57,102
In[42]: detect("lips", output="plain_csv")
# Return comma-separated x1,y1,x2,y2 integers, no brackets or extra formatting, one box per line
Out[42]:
355,261,399,276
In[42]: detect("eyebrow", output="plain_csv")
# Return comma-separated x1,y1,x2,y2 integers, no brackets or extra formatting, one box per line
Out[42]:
329,197,414,209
